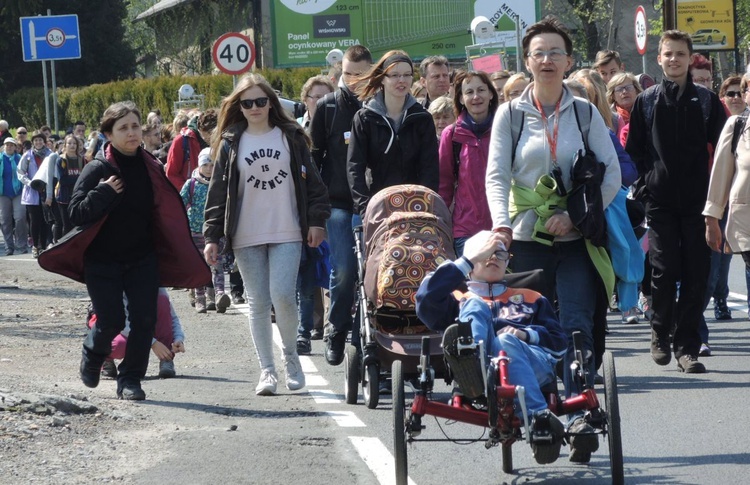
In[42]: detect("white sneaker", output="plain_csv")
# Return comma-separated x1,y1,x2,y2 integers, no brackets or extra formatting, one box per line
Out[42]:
255,368,278,396
284,354,306,391
621,307,639,324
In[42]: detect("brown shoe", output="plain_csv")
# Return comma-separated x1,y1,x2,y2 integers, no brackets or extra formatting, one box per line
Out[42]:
650,330,671,366
677,354,706,373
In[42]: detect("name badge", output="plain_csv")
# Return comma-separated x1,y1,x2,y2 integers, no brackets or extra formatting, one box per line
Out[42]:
344,131,351,145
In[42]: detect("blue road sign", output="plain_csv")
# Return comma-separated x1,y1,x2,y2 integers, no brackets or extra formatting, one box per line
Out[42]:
20,15,81,62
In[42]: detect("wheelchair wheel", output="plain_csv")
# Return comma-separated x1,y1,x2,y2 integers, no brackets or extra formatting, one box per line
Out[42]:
501,442,513,474
392,360,408,485
363,362,380,409
344,346,360,405
603,351,624,485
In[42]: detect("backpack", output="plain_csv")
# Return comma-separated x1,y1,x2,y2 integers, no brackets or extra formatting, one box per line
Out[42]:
363,185,455,313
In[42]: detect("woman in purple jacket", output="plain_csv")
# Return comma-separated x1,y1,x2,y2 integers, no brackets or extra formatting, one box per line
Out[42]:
437,71,499,256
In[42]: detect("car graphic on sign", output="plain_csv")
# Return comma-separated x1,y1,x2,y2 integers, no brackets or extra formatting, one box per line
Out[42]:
691,28,727,45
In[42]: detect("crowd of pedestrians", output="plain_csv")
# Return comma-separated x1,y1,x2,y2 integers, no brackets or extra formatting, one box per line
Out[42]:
3,15,749,406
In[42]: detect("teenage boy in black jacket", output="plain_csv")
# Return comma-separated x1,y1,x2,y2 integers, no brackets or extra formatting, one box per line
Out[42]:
309,45,372,366
626,30,726,373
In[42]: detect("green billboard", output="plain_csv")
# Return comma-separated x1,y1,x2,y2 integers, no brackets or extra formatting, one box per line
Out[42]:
273,0,540,67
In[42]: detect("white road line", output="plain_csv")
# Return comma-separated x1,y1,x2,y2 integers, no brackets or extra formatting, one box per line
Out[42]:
306,374,329,387
325,411,366,427
349,436,417,485
309,389,342,404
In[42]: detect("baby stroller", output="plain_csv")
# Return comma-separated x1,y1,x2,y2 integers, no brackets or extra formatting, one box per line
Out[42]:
344,185,455,408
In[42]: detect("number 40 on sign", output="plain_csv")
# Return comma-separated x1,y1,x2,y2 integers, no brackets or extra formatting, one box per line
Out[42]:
212,32,255,75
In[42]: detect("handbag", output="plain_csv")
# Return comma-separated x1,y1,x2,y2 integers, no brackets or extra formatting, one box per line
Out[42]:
567,147,608,247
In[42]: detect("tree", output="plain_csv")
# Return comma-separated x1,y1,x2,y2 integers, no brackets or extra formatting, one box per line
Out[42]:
124,0,158,77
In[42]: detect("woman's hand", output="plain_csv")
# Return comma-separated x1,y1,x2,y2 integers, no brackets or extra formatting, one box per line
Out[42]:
705,217,722,252
545,213,574,236
172,341,185,354
44,197,52,207
204,242,219,266
102,175,124,194
151,340,173,361
307,227,326,248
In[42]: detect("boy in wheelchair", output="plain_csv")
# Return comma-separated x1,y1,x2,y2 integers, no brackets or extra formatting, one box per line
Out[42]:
416,230,596,464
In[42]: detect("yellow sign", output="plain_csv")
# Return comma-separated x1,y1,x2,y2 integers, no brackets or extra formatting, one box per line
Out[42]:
676,0,735,50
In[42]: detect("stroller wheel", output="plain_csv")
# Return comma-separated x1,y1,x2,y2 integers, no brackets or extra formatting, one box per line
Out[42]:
344,346,360,405
363,363,380,409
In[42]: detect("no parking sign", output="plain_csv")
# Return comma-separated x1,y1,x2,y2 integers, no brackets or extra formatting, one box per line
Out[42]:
212,32,255,75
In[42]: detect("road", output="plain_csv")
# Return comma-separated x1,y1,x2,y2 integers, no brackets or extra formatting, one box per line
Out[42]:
3,251,750,484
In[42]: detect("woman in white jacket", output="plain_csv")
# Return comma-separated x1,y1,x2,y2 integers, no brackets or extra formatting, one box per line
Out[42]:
485,16,621,465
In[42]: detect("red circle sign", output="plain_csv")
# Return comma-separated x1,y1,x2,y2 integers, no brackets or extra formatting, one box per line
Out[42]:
635,6,648,55
212,32,255,75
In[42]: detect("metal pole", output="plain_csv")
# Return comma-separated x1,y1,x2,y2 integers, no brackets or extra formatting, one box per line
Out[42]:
642,55,647,77
515,15,522,73
664,0,676,31
51,59,59,134
42,61,50,128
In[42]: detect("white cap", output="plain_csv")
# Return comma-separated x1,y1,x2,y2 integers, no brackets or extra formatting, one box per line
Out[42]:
198,147,212,166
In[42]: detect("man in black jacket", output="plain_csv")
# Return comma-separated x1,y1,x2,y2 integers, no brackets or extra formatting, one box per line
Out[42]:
626,30,726,373
309,45,372,366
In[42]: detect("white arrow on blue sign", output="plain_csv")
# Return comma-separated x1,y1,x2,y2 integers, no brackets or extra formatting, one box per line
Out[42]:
20,15,81,62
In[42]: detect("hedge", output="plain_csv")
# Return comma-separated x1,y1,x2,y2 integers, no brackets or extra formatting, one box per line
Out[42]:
3,67,322,132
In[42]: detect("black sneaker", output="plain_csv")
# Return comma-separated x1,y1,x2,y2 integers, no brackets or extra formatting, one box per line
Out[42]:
677,354,706,373
297,337,312,355
714,298,732,320
101,360,118,379
442,323,484,400
325,330,347,366
530,410,564,464
117,384,146,401
650,330,671,366
231,293,246,305
80,351,103,388
567,416,599,463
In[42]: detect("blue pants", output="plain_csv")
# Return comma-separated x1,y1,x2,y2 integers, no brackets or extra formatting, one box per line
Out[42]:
510,239,597,395
326,208,360,344
459,297,556,417
296,248,317,339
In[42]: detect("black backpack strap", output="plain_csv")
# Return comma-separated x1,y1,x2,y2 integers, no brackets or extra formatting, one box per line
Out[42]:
572,99,593,153
509,98,525,168
732,113,748,156
449,124,461,179
323,94,337,136
182,134,191,180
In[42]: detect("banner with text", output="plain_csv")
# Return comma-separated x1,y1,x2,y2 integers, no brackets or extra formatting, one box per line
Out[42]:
676,0,735,50
271,0,541,67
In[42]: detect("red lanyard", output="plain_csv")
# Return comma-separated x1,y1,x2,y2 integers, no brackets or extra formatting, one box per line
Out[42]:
534,94,562,163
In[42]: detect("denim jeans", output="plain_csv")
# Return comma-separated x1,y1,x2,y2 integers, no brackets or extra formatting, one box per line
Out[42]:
460,297,556,417
0,194,28,252
510,239,597,396
699,248,733,343
454,236,467,258
235,242,302,371
83,252,159,387
296,247,317,339
326,208,359,339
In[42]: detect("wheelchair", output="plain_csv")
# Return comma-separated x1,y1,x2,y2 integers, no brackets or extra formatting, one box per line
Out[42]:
391,329,624,484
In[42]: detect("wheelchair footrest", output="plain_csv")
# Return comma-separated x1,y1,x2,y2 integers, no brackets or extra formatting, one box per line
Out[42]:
443,323,484,400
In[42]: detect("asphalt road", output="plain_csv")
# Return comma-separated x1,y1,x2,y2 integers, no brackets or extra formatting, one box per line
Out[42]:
3,248,749,484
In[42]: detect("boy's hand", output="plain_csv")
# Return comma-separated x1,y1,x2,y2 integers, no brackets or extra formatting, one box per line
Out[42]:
497,325,528,342
465,232,505,265
204,242,219,265
307,227,326,248
151,340,173,361
172,341,185,353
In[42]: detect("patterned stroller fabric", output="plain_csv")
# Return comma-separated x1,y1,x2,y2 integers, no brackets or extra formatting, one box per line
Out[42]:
363,185,455,311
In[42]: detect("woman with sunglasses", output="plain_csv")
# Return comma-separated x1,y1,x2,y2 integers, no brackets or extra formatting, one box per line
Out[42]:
203,73,330,396
347,50,439,217
606,72,643,147
719,76,747,117
485,17,621,464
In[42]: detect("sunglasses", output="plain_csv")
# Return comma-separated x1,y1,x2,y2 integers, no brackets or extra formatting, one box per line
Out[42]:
17,131,27,135
488,250,511,261
725,91,743,99
240,97,269,109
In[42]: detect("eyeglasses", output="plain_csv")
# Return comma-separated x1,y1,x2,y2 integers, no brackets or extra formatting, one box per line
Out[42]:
693,77,712,84
527,49,568,62
385,72,413,81
306,94,326,101
614,84,636,95
725,91,743,99
239,97,269,109
488,250,511,262
17,131,27,135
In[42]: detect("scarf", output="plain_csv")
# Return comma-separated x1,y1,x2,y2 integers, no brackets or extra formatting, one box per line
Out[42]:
616,105,630,125
461,111,495,137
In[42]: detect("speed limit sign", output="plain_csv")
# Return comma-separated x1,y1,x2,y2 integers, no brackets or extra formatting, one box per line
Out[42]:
212,32,255,75
634,6,648,56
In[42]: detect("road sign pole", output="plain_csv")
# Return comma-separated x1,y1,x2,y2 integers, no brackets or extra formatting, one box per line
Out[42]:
642,56,647,77
41,60,50,128
51,59,59,134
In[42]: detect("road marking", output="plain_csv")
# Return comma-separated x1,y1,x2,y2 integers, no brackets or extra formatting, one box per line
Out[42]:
325,411,366,427
309,389,342,404
349,436,416,485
